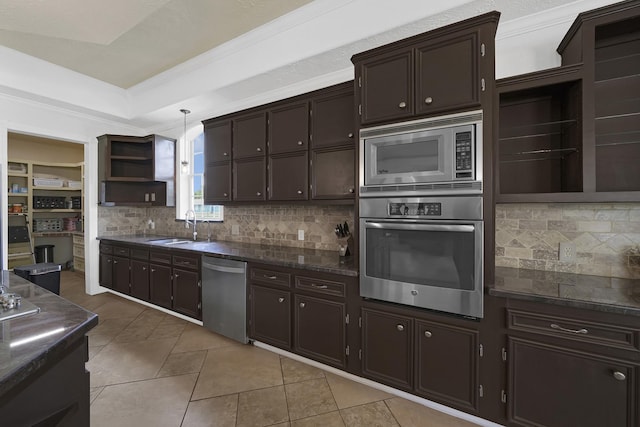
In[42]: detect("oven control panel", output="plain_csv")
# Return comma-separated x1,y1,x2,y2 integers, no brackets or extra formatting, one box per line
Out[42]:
455,131,473,173
389,202,441,216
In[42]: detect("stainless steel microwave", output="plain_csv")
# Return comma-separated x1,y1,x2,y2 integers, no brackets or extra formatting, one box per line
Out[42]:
359,110,483,197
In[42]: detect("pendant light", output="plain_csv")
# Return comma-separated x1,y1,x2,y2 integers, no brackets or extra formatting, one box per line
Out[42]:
180,108,191,175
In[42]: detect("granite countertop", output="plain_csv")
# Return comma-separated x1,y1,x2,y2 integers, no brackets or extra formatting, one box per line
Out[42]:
0,272,98,399
491,266,640,316
98,235,358,277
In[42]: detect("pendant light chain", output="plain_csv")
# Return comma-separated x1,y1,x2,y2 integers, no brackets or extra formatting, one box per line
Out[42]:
180,108,191,173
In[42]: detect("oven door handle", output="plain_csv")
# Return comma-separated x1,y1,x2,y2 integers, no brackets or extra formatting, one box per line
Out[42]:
365,221,475,233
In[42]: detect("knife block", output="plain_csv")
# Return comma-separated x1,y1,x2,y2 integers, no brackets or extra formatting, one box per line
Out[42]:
338,235,354,257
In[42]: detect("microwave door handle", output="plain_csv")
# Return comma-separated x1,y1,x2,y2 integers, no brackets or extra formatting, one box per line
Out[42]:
365,222,475,233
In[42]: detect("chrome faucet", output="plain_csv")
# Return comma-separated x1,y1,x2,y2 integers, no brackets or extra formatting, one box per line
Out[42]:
185,209,197,241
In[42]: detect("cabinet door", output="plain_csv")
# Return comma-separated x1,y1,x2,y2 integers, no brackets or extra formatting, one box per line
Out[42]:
358,50,413,125
415,320,479,413
508,337,637,427
269,102,309,154
311,147,355,200
233,112,267,159
99,254,113,289
149,263,173,310
269,152,308,201
130,260,150,301
361,308,413,391
294,294,346,369
416,33,479,116
173,267,201,319
249,285,291,349
204,120,232,163
112,256,130,295
234,157,266,201
311,89,355,149
204,162,231,203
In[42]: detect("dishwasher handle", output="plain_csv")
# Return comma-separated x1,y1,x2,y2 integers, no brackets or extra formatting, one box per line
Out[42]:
202,261,245,274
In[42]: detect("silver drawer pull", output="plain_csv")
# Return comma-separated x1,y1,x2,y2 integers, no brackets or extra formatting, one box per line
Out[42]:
310,284,328,289
223,152,228,156
550,324,588,334
223,193,228,197
348,188,354,193
299,302,306,308
265,275,278,280
424,331,432,338
142,267,147,271
256,192,262,196
398,101,406,108
613,371,626,381
256,147,262,152
278,297,284,303
396,324,404,332
297,190,303,195
297,141,303,146
348,133,354,138
424,97,433,105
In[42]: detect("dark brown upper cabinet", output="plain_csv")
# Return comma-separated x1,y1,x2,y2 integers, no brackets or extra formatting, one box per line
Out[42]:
558,0,640,200
311,147,355,200
497,0,640,203
268,101,309,154
233,112,267,159
204,120,232,163
310,85,356,149
234,157,266,201
269,152,308,201
204,162,231,203
97,134,176,206
352,12,500,126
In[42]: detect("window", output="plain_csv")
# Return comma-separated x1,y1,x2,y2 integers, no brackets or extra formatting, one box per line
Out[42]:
179,125,223,221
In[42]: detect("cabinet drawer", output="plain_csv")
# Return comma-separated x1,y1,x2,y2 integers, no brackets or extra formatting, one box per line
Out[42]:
73,245,84,258
295,276,345,298
507,308,639,352
250,267,291,288
173,254,200,270
150,251,172,265
113,246,130,257
131,248,149,261
73,234,84,244
100,243,113,254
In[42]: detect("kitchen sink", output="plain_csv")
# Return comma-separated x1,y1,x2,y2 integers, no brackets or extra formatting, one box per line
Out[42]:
147,238,192,245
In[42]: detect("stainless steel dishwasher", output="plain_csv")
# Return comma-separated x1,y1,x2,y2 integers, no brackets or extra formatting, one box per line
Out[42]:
201,256,248,344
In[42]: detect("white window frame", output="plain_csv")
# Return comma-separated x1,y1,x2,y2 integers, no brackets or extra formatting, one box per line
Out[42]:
177,124,223,222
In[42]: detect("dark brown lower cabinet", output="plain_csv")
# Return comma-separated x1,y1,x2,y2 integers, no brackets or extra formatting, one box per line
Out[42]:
99,251,113,289
294,294,346,369
249,284,291,349
112,256,130,295
172,267,201,319
361,308,414,391
149,263,172,310
415,320,480,413
130,260,150,300
508,337,637,427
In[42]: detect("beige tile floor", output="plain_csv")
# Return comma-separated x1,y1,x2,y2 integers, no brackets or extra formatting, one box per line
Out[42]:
60,270,481,427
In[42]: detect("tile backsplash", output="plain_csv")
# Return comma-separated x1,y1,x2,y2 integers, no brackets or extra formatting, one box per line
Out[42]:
496,203,640,279
99,204,354,252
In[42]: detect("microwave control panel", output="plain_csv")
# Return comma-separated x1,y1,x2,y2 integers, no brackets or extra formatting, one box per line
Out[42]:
389,202,441,217
455,131,473,176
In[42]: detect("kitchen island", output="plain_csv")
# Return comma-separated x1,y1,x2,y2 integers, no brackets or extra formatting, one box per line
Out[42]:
0,271,98,426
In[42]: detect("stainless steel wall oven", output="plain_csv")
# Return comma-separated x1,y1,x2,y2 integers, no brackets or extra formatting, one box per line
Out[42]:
359,193,484,318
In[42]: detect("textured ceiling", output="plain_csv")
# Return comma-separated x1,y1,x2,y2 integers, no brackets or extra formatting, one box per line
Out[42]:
0,0,313,88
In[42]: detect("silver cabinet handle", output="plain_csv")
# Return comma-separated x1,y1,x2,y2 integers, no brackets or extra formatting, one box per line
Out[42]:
223,193,228,197
297,190,303,195
256,147,262,152
297,141,303,146
397,324,404,331
174,273,179,278
278,297,284,303
348,133,354,138
107,259,112,263
398,101,406,108
265,275,277,280
348,188,354,193
550,324,588,334
424,97,433,105
613,371,626,381
142,266,147,271
299,302,305,308
151,268,156,272
223,152,228,156
113,260,118,264
256,192,262,196
310,283,328,289
424,331,432,338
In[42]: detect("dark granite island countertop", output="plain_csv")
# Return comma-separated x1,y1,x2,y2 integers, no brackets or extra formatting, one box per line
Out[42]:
98,235,358,277
0,271,98,422
490,266,640,317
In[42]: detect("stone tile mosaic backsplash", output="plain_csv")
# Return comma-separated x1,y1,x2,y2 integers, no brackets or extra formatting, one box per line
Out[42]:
496,203,640,279
98,204,354,252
